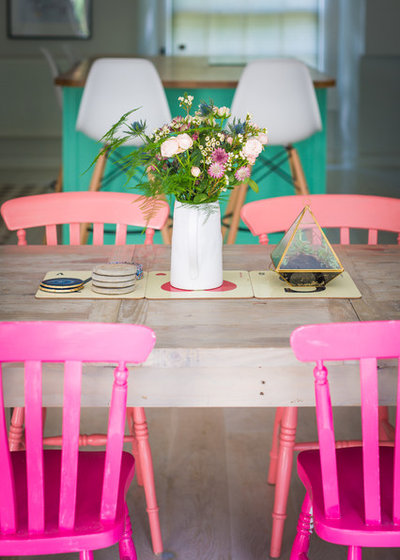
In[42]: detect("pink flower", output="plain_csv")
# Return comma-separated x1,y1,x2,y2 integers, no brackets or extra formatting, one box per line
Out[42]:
257,132,268,145
160,137,179,158
208,162,225,179
226,136,233,145
211,147,229,164
235,166,251,181
242,137,263,159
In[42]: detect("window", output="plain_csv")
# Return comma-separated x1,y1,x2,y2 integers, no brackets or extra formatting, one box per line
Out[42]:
170,0,322,67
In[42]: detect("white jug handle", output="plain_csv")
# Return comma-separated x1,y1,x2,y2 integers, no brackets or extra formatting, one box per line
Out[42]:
188,207,199,280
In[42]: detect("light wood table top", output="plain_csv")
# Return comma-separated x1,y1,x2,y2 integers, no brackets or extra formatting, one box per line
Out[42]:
55,55,336,89
0,244,397,408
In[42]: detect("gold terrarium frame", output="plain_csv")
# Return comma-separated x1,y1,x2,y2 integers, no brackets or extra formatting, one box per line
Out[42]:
271,205,344,287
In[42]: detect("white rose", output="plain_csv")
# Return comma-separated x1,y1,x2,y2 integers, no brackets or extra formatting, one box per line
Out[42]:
242,137,263,159
191,166,201,177
160,137,179,158
176,133,193,151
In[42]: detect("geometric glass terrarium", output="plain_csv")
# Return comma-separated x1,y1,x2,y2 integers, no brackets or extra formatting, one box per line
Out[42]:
271,206,344,287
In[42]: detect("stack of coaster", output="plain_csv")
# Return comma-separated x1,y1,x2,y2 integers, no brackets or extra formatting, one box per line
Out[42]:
91,263,137,295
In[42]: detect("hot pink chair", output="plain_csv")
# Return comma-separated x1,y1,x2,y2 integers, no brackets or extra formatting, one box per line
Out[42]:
0,320,156,559
240,193,400,557
0,190,169,555
290,320,400,560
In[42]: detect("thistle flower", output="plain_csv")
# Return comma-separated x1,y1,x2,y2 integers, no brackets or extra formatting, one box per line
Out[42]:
129,120,146,134
235,166,251,181
211,148,229,165
208,162,225,179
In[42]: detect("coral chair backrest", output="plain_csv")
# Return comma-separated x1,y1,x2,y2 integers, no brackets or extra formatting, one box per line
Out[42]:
0,321,156,534
76,58,171,147
290,320,400,524
240,194,400,245
1,191,169,246
230,58,322,146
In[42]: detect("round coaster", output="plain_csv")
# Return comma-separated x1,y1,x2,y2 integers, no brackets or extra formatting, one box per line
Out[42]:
91,284,136,295
92,277,136,288
92,271,136,283
40,277,85,290
92,263,137,277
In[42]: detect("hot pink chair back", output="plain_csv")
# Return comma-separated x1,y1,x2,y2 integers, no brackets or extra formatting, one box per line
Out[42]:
240,193,400,558
0,320,155,558
240,193,400,245
290,320,400,559
0,191,169,245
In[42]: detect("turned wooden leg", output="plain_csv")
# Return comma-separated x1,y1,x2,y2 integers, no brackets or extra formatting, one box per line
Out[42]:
378,405,395,441
79,550,94,560
348,546,362,560
9,407,25,451
270,406,298,558
119,503,137,560
80,151,108,244
126,407,143,486
268,407,284,485
133,407,163,555
226,182,248,244
287,146,309,196
290,493,312,560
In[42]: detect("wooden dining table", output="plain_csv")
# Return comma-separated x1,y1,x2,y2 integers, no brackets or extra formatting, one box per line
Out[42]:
1,243,399,409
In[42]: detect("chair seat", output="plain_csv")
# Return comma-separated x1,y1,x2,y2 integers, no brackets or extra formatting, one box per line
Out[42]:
0,450,134,555
297,446,400,547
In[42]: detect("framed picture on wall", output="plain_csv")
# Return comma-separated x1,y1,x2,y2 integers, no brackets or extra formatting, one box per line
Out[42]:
7,0,92,39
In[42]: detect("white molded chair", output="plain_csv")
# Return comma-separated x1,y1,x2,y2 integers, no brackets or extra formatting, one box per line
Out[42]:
223,58,323,243
76,57,172,243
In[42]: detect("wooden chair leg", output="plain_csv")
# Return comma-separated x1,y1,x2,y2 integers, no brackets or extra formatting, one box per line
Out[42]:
221,184,240,240
118,504,137,560
286,146,309,196
54,164,63,193
126,407,143,486
161,217,172,244
80,151,109,244
270,406,298,558
132,407,163,555
226,182,249,244
268,406,284,485
9,407,25,451
290,493,312,560
347,546,362,560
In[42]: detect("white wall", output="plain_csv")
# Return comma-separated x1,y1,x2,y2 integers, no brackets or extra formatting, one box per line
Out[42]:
0,0,140,183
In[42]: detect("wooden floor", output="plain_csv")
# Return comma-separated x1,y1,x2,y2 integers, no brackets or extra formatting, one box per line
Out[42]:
4,406,396,560
1,167,400,559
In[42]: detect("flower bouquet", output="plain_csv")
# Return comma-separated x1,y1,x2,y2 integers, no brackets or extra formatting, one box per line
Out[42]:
96,93,268,290
97,92,267,208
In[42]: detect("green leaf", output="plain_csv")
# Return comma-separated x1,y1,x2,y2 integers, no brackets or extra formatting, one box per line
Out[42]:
246,178,259,193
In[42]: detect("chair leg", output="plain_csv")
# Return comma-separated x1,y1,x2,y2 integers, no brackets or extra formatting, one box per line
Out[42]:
348,546,362,560
268,406,284,485
9,407,25,451
286,146,309,196
270,406,298,558
79,551,94,560
225,182,249,244
119,504,137,560
132,407,163,555
80,151,109,244
126,407,144,486
290,493,312,560
378,405,395,441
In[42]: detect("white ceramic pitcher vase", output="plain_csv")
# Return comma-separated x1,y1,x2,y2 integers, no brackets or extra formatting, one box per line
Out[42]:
170,200,223,290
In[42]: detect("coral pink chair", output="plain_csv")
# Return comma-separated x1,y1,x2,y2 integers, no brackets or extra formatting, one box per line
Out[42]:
240,193,400,558
290,320,400,560
0,320,155,559
0,190,169,555
0,190,169,246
